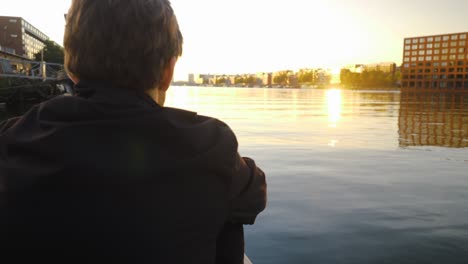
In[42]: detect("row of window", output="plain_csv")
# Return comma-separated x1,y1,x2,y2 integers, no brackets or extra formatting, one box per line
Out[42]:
24,37,46,59
24,40,44,50
404,68,468,74
403,61,466,68
8,19,48,41
23,34,45,48
404,54,467,63
404,41,467,50
404,48,466,56
405,34,467,44
402,74,468,79
25,48,43,58
22,20,48,41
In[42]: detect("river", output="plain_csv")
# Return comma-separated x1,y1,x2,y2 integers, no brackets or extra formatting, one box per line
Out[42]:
167,87,468,264
2,87,468,263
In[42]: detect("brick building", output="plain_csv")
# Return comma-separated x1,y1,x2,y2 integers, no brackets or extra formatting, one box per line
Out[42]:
0,16,49,59
401,32,468,90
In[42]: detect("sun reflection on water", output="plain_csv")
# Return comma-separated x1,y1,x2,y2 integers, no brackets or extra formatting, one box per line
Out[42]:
326,89,343,128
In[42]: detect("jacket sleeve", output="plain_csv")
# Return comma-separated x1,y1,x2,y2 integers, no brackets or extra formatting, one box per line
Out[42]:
0,116,21,134
228,153,267,225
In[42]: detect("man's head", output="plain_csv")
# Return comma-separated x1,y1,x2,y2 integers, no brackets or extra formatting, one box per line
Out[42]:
64,0,183,100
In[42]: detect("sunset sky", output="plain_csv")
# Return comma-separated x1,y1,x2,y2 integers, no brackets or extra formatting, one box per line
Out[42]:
2,0,468,81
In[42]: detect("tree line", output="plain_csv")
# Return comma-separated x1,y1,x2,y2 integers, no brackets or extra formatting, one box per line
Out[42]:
340,69,401,89
34,40,64,64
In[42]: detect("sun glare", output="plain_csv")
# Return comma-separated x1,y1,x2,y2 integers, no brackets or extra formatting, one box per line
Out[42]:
166,87,193,109
326,89,343,127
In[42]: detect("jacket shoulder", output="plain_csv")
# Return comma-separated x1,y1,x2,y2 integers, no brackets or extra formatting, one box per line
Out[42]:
161,107,239,166
162,107,237,142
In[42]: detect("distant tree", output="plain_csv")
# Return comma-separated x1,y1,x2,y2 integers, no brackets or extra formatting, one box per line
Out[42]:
340,68,399,89
385,72,394,86
340,69,354,86
216,77,227,85
34,40,64,64
361,70,370,87
234,76,245,85
245,76,256,87
340,69,349,84
273,71,289,85
393,71,402,84
298,70,315,84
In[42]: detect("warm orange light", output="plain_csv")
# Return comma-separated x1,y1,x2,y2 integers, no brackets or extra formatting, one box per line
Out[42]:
326,89,342,127
166,86,192,109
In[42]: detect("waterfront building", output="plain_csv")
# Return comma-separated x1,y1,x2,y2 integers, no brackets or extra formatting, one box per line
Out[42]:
227,75,236,86
364,62,396,74
315,69,332,86
0,49,28,61
288,74,299,88
188,74,195,84
401,32,468,90
256,72,273,87
0,44,16,55
0,48,32,75
0,16,49,59
199,74,216,85
186,73,217,86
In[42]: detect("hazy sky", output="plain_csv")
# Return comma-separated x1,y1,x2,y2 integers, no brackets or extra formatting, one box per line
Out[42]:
2,0,468,80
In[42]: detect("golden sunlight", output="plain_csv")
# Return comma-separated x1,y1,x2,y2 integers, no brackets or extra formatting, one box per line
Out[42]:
166,87,193,109
326,89,343,127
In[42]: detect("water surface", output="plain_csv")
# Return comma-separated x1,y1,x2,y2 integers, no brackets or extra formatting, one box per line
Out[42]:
167,87,468,264
1,87,467,263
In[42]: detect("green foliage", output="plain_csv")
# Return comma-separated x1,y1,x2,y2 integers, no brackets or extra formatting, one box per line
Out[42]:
234,76,245,85
245,76,256,86
232,75,259,86
340,69,399,89
394,71,402,83
34,40,64,64
216,77,227,85
273,71,289,85
297,70,315,83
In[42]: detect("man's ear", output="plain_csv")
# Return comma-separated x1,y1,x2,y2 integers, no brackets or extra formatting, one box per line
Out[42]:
159,57,177,92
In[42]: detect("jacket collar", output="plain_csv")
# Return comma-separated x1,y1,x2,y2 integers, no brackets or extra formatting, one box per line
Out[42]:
74,80,160,109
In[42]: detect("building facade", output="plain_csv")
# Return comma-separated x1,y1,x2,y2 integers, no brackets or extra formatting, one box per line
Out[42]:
0,16,49,59
401,32,468,90
364,62,397,74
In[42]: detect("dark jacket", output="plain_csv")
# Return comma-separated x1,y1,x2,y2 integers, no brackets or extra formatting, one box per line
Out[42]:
0,82,267,264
